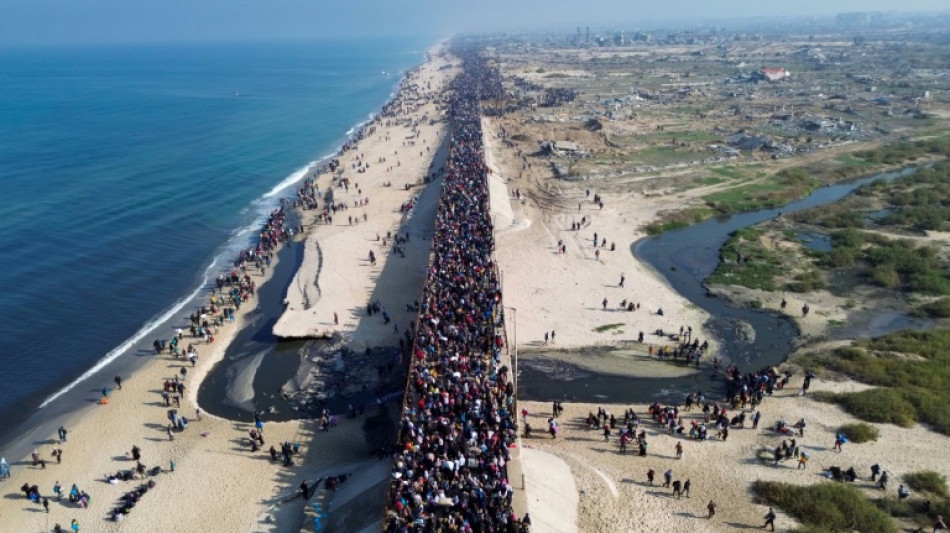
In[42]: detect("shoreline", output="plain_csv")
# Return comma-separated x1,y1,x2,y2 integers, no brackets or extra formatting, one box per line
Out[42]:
0,40,453,533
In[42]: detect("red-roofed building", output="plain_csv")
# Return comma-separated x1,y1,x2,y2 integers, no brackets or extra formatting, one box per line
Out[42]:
758,67,791,82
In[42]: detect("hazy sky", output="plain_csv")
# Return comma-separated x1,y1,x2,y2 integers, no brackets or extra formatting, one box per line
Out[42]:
2,0,946,46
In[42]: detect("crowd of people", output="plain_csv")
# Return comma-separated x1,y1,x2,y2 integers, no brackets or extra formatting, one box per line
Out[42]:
385,49,525,533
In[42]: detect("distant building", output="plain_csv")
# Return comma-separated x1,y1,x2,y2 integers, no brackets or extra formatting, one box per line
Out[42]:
757,68,791,83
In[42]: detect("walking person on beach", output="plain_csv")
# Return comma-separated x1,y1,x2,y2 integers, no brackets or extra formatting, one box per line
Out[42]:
707,501,717,519
0,457,9,478
114,375,123,390
58,426,67,443
833,433,846,452
763,507,777,531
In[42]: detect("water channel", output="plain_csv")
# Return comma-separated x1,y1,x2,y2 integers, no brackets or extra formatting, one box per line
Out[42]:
518,166,922,404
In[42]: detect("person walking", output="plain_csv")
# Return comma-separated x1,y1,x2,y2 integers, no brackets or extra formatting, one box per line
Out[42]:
683,479,691,498
663,469,673,488
71,519,80,532
797,452,809,470
833,433,846,452
763,507,776,531
707,501,717,519
0,457,9,478
114,376,123,390
675,441,683,459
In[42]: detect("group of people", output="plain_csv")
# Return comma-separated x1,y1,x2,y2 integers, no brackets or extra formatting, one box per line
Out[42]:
385,49,525,533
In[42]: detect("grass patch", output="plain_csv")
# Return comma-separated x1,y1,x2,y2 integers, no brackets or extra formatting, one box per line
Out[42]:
706,227,824,293
913,297,950,318
697,176,727,187
801,329,950,434
706,228,781,290
818,231,950,296
838,423,880,443
703,167,819,214
903,471,949,498
827,319,847,327
644,207,715,235
753,480,896,533
593,323,624,333
709,166,747,180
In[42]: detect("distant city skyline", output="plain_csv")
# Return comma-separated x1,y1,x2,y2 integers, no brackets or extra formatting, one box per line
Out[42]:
2,0,947,46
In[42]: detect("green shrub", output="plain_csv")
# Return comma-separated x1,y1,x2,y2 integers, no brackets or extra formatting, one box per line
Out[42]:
824,248,858,268
810,330,950,434
835,389,918,427
903,471,949,498
753,480,896,533
838,423,880,443
914,298,950,318
871,265,901,289
786,270,827,293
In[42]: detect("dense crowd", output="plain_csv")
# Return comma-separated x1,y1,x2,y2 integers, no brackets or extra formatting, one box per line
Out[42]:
385,49,523,533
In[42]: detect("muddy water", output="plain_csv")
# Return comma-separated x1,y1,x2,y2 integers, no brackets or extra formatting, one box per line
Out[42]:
518,167,922,404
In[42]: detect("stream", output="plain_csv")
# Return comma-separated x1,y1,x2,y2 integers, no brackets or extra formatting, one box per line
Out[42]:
518,166,923,404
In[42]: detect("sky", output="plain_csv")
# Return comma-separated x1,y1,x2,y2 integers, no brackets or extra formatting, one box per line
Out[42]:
1,0,946,46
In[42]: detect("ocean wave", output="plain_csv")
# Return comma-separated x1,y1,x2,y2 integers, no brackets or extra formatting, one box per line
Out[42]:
262,162,315,199
38,283,206,408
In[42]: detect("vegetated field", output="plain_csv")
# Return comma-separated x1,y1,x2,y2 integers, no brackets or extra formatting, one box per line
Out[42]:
799,329,950,435
705,227,825,293
646,138,950,235
707,146,950,296
753,480,896,533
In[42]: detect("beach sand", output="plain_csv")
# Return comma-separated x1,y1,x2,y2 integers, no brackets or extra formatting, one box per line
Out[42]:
478,58,950,533
0,43,455,533
518,376,950,532
483,116,714,363
273,52,457,348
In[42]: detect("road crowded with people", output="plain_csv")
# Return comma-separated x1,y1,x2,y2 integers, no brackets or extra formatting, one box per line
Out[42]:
384,49,526,533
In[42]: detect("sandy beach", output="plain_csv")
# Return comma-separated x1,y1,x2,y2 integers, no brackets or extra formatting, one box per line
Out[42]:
483,116,714,361
518,376,950,532
0,42,455,533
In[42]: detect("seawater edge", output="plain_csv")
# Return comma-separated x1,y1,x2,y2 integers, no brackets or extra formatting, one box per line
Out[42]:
0,55,430,466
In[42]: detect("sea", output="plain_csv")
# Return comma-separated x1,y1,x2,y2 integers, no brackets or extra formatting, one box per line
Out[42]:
0,36,432,456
